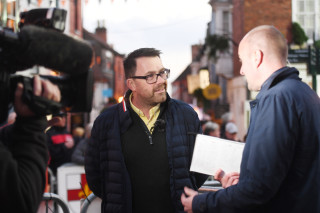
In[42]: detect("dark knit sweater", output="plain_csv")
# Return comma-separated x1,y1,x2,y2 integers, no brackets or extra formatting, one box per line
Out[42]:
121,107,174,213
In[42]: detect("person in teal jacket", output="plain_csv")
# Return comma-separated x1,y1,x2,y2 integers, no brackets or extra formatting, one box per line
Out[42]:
182,25,320,213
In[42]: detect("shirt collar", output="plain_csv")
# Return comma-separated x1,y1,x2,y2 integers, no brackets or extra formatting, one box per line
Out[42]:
129,93,160,120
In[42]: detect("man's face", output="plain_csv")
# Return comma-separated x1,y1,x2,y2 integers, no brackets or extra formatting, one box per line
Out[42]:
225,131,237,141
128,56,167,107
209,129,220,138
238,40,261,91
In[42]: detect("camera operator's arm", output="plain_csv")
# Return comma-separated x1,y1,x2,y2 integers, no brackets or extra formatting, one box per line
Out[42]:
0,76,60,213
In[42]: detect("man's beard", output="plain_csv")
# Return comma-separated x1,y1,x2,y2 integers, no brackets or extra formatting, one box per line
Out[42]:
152,82,167,104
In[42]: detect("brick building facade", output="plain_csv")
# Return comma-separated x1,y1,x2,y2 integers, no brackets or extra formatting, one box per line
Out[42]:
232,0,292,77
228,0,292,140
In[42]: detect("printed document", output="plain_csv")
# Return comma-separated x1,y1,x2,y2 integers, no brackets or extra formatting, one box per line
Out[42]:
190,134,245,176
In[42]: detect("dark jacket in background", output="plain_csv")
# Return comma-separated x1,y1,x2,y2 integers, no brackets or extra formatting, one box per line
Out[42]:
0,116,48,213
85,91,208,213
193,67,320,213
72,138,90,165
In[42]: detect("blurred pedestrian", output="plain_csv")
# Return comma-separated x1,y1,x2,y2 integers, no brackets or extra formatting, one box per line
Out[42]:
224,122,238,141
72,125,85,147
46,112,74,175
203,121,220,137
181,25,320,213
72,123,93,165
220,112,233,138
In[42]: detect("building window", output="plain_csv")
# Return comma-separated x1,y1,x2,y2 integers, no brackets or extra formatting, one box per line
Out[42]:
222,11,229,34
306,14,314,27
297,15,305,25
298,0,305,12
306,0,314,12
294,0,318,39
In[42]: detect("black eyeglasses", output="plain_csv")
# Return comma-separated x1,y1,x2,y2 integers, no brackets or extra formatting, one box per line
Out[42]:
130,68,170,84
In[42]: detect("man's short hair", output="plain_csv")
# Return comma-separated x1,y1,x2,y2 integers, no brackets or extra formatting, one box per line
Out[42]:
123,48,162,79
204,121,219,135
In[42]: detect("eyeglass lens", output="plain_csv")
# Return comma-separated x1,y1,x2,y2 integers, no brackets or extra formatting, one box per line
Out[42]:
146,69,169,83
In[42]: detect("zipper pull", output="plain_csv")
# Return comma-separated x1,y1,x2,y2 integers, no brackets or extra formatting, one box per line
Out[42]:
148,135,153,145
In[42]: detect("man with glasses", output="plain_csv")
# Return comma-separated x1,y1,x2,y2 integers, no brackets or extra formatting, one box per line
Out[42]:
85,48,208,213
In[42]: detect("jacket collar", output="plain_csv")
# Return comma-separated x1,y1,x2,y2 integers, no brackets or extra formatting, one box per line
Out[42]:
118,90,171,133
259,66,300,94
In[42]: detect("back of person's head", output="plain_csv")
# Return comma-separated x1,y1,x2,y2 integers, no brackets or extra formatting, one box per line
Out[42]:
225,122,238,141
221,112,233,124
123,48,162,79
204,121,220,136
225,122,238,134
244,25,288,65
73,126,85,138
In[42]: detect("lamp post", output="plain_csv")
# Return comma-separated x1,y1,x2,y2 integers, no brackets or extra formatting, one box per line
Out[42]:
308,36,320,92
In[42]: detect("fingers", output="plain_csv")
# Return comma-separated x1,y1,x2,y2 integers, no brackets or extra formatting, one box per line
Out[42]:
181,187,196,213
221,172,240,188
15,83,24,100
14,75,61,117
184,186,198,197
214,168,225,182
33,75,41,96
48,117,62,127
34,76,61,102
213,169,240,188
14,83,34,117
225,174,240,187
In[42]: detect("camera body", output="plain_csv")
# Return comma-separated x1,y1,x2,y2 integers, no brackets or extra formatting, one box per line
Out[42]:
0,8,94,124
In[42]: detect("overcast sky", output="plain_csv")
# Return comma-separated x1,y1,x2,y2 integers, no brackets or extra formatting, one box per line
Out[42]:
83,0,211,91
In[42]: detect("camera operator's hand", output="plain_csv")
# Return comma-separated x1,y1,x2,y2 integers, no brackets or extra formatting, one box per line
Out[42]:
14,75,61,117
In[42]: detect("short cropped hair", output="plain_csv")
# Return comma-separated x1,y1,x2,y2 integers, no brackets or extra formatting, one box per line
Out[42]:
123,48,162,79
244,25,288,64
203,121,219,135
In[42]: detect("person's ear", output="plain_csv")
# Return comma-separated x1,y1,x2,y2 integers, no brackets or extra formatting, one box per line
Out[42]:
127,79,136,91
254,49,263,68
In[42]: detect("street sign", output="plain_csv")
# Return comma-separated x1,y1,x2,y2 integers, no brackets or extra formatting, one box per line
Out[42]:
288,49,309,63
308,47,320,74
202,84,222,100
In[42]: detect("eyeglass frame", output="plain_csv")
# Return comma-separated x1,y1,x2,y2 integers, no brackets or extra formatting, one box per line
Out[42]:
129,68,170,84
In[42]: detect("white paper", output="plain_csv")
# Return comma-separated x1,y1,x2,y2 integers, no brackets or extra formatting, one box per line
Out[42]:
190,134,245,176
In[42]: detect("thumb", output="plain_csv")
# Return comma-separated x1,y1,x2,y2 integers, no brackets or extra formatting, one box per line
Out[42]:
214,168,225,181
184,186,197,197
48,117,62,127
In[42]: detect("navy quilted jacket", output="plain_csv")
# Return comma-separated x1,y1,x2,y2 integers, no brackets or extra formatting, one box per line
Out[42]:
193,67,320,212
85,91,208,213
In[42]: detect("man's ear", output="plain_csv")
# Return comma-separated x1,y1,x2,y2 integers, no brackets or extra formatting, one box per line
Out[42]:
254,49,263,68
127,79,136,91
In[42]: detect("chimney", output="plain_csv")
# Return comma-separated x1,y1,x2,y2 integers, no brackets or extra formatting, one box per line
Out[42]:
95,20,107,43
191,44,201,61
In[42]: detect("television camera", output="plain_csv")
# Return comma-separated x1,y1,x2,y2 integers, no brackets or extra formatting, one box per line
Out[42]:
0,8,94,123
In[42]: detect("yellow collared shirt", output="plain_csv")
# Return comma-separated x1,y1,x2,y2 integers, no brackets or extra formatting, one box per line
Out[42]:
129,93,160,133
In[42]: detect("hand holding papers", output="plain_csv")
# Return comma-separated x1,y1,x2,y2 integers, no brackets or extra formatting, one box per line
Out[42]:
190,134,245,176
